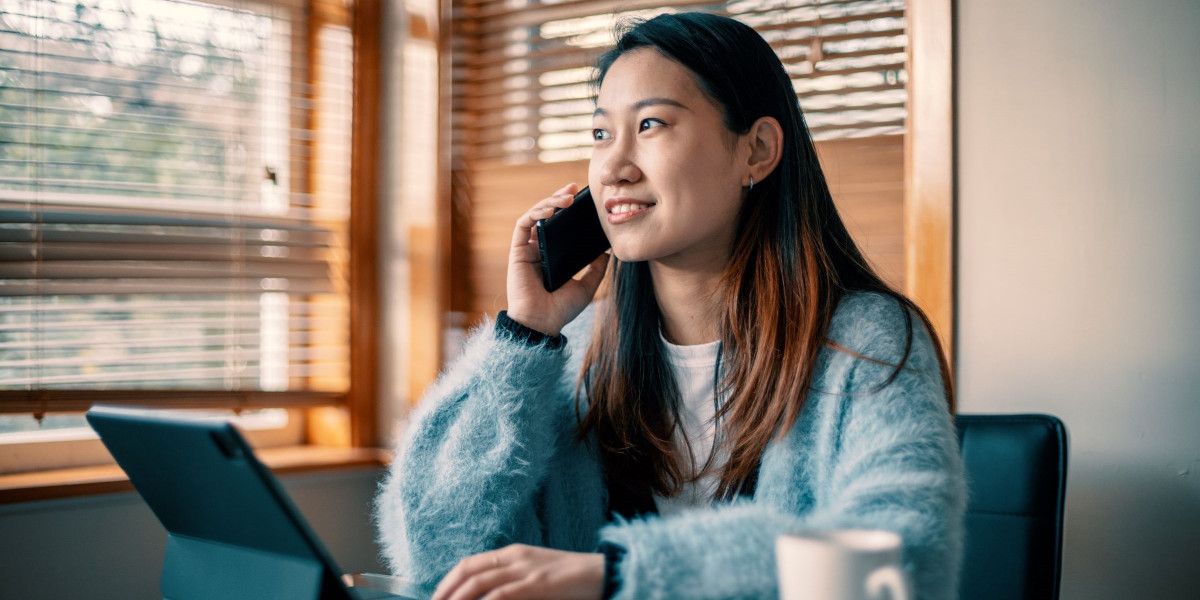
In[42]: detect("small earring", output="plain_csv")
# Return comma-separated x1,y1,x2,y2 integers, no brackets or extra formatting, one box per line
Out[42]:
748,176,755,191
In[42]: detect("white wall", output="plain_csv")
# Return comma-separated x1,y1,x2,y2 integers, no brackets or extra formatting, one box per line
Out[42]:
955,0,1200,598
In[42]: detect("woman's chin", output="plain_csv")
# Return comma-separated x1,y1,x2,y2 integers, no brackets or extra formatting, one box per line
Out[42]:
609,245,652,264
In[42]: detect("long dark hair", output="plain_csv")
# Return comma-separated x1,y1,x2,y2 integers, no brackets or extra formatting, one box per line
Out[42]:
575,12,953,501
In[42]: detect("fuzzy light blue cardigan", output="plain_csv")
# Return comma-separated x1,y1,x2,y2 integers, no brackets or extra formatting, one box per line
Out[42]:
374,292,966,600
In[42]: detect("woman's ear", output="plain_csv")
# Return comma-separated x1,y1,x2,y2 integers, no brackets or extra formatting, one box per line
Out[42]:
743,116,784,186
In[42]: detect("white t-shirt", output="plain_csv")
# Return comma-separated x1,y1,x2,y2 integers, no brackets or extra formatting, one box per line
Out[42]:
652,333,725,517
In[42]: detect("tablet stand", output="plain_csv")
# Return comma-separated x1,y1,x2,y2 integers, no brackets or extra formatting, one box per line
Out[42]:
160,534,346,600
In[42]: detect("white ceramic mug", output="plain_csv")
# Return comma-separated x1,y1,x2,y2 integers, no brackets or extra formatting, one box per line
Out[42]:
776,529,911,600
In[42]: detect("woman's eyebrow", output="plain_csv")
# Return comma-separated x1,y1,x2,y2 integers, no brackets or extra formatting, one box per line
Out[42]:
593,97,690,118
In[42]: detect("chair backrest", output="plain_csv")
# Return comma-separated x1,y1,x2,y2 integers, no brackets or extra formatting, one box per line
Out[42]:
955,414,1068,600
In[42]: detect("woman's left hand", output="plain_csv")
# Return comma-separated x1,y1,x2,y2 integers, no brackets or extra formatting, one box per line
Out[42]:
432,544,605,600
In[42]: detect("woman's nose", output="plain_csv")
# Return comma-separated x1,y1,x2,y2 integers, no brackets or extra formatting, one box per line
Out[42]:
596,144,642,187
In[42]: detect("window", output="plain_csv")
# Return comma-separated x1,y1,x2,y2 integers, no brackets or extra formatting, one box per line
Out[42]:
0,0,368,473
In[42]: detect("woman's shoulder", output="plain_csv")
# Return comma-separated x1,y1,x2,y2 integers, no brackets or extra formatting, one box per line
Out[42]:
826,290,939,370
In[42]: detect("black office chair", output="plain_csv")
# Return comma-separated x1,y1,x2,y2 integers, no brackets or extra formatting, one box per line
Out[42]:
955,414,1068,600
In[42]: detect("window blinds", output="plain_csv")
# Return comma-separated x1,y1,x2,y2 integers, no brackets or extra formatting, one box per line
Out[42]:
0,0,353,408
451,0,908,165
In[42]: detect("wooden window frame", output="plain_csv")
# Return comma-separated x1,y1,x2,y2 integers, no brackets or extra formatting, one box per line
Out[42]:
905,0,956,377
348,0,383,448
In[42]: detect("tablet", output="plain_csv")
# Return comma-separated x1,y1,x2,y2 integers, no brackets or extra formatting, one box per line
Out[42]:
86,405,423,600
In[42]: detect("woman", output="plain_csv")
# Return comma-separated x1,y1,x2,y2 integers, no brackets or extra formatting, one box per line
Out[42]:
376,12,965,600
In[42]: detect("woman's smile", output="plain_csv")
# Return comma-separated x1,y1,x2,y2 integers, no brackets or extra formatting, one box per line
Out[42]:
605,196,657,224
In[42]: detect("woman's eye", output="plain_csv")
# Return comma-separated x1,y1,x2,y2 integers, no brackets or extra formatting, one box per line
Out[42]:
592,128,610,141
639,118,664,132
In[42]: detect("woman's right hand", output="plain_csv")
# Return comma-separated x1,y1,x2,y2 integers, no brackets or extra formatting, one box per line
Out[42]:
505,183,610,337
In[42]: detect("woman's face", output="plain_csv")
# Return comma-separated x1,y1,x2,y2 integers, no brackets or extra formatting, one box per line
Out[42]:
588,47,748,268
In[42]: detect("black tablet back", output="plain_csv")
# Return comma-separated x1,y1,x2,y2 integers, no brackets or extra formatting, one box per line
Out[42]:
87,406,366,600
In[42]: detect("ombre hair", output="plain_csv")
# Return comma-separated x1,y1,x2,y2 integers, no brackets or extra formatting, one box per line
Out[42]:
575,12,953,501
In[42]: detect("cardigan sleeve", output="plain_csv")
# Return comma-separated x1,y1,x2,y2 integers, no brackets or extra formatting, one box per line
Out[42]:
597,298,966,600
373,314,578,587
801,308,966,600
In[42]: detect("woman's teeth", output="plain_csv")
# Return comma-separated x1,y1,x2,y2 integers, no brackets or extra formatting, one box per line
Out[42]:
611,203,651,214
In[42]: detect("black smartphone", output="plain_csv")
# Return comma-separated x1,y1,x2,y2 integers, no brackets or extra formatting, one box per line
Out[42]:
535,186,610,292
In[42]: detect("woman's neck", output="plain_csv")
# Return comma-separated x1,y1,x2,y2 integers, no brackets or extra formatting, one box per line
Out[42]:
649,260,724,346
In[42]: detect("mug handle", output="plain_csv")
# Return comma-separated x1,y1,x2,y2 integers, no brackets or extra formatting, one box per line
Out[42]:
866,565,911,600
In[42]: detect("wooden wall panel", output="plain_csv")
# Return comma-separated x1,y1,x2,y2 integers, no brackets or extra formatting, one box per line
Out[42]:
815,135,907,291
463,160,589,320
457,136,905,324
